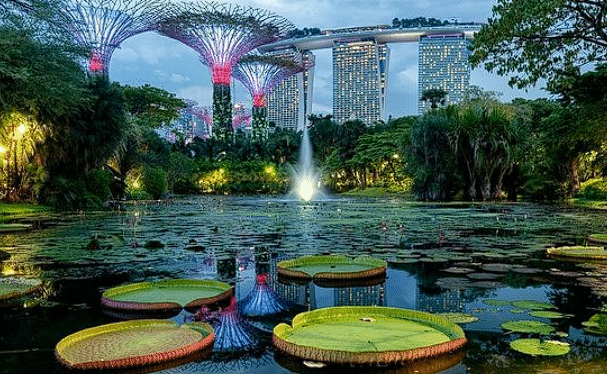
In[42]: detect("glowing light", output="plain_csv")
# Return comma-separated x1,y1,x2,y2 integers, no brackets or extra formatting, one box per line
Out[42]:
0,146,6,154
132,180,140,189
88,53,104,72
296,175,315,201
17,124,27,134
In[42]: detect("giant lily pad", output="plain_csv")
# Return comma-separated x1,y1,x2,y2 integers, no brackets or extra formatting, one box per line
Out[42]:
436,312,479,324
273,306,466,365
102,279,232,313
0,277,42,304
501,320,555,335
588,234,607,246
582,313,607,335
509,338,570,356
0,223,33,233
529,311,568,319
55,320,214,370
547,246,607,262
277,255,386,280
510,300,554,310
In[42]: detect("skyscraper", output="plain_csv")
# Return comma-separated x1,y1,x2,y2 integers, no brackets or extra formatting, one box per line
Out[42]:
332,41,389,125
266,49,315,131
418,33,470,113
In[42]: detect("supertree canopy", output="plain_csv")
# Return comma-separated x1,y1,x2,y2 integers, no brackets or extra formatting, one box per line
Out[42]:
47,0,160,75
155,1,295,141
234,53,311,140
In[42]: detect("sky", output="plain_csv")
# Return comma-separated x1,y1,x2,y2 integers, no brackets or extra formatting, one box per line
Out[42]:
109,0,549,117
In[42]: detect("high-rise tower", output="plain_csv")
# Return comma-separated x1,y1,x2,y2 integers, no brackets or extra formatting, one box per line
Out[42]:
332,41,389,125
265,49,315,132
418,33,470,113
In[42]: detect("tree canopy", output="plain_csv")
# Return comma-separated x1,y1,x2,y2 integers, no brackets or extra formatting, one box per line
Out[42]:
470,0,607,88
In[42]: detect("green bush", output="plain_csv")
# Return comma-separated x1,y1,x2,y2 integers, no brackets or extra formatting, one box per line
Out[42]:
143,166,167,199
577,178,607,200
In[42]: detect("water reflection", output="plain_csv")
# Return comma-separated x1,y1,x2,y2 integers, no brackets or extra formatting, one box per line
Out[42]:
3,197,607,373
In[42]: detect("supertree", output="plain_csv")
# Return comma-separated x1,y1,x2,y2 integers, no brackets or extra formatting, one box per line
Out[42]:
233,53,312,140
155,1,295,141
31,0,161,76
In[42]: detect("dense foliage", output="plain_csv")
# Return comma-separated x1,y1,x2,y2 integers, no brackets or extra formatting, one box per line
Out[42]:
4,0,607,207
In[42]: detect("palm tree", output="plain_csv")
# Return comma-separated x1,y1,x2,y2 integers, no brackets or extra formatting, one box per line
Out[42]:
421,88,448,110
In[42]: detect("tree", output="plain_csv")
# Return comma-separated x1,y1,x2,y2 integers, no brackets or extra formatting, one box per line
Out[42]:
407,111,459,200
420,88,447,110
470,0,607,88
121,84,185,129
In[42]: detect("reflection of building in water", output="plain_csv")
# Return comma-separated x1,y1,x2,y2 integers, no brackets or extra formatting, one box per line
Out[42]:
275,281,309,308
333,285,385,307
416,289,466,313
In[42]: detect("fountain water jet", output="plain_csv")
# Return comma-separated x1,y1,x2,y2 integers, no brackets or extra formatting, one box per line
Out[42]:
292,125,322,201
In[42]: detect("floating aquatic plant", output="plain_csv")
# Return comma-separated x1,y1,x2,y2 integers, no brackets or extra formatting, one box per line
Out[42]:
436,312,479,324
509,338,570,356
529,311,568,319
501,320,555,334
510,300,554,311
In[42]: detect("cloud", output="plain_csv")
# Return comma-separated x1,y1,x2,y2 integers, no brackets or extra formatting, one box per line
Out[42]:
397,65,418,86
176,85,214,107
169,73,191,83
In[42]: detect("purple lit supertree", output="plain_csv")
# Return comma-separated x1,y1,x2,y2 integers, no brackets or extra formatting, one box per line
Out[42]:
232,113,250,132
155,1,295,141
43,0,160,76
233,53,312,140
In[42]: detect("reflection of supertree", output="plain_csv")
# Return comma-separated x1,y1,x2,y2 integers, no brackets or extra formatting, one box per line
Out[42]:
212,298,260,352
233,54,312,139
39,0,160,76
240,274,288,316
156,1,294,141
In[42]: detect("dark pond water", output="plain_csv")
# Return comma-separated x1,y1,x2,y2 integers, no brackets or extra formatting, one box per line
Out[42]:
2,196,607,373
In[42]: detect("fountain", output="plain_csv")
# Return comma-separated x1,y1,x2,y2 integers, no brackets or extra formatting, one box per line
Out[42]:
292,125,322,201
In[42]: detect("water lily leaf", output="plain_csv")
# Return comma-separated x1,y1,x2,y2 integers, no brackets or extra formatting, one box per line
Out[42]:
501,320,555,334
529,311,568,319
510,300,554,310
582,313,607,335
509,338,570,356
437,312,479,324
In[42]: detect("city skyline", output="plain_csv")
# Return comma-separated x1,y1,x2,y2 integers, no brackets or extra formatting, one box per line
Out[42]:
110,0,550,118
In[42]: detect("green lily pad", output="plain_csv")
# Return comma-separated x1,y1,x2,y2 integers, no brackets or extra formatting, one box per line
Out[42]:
436,312,479,324
501,320,555,334
509,338,570,356
511,300,554,310
582,313,607,335
0,223,33,233
529,311,568,319
547,246,607,261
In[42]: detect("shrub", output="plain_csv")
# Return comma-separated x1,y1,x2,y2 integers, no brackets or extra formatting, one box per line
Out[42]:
577,178,607,200
143,166,167,199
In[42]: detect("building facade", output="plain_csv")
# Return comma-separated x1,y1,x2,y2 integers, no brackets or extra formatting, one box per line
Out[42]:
332,41,389,125
266,49,315,131
418,33,470,113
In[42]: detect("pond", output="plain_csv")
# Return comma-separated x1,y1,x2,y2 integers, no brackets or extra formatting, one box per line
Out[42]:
2,196,607,373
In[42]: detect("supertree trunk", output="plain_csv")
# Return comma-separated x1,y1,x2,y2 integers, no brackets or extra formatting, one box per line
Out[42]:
251,94,268,140
212,83,232,141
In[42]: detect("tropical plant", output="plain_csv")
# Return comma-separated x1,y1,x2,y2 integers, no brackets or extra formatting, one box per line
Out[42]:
421,88,447,110
407,111,459,200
